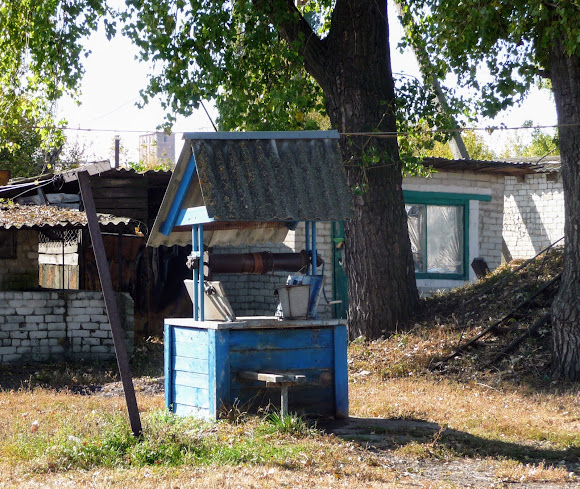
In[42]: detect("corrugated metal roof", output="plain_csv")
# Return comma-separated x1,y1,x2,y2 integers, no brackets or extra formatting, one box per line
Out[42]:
422,157,534,176
148,131,352,248
0,203,134,231
422,156,561,175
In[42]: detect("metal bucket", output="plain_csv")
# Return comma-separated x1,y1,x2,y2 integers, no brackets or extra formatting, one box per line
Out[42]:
275,284,311,319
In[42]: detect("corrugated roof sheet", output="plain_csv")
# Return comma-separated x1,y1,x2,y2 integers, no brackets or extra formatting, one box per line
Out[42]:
422,156,561,175
148,131,352,248
0,203,134,231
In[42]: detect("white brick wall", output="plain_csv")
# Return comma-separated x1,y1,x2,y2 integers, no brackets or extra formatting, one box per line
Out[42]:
503,173,564,259
0,290,134,364
403,170,505,295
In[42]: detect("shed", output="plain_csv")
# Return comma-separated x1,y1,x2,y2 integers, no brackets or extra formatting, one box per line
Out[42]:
149,130,352,419
0,164,184,337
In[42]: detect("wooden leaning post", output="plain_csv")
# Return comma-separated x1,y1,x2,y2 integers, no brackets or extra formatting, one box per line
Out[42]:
78,171,142,437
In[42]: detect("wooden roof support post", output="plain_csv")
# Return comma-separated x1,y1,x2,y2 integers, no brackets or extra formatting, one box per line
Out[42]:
78,171,143,437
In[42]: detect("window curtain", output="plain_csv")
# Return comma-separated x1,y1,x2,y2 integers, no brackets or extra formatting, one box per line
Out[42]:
406,204,426,273
426,205,463,274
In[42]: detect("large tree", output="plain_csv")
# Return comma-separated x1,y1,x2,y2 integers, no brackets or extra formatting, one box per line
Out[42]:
123,0,419,338
1,0,419,338
399,0,580,380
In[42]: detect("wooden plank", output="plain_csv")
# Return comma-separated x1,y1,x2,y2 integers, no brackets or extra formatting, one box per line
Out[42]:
172,384,210,409
229,328,333,351
230,347,333,371
174,355,209,374
208,329,230,418
173,326,208,346
164,324,174,411
173,341,209,360
163,317,344,330
78,170,142,437
174,403,210,419
238,371,306,384
233,368,333,388
38,253,78,266
333,324,349,418
239,371,285,383
173,370,209,390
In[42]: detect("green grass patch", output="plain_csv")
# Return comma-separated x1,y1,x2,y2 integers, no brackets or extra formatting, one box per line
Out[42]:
3,409,322,473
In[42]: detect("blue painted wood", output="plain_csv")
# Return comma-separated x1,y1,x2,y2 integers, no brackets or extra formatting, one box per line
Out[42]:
176,206,214,225
165,321,348,419
173,384,210,409
208,329,230,418
173,327,208,345
173,340,209,360
229,328,332,351
333,325,349,418
174,403,210,419
164,323,174,411
230,347,333,371
173,370,209,390
161,154,198,236
174,355,210,374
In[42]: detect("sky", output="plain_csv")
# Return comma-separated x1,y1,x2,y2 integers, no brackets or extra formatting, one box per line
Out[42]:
54,1,558,165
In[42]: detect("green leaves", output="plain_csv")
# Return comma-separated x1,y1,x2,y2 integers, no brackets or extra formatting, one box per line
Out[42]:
399,0,580,119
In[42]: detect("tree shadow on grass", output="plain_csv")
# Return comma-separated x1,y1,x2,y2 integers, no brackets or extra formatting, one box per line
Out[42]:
322,416,580,473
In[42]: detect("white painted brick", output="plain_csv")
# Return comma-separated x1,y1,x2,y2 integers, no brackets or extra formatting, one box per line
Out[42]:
81,323,99,330
44,315,64,323
68,315,91,322
90,315,109,323
29,331,48,339
26,316,45,323
48,331,66,339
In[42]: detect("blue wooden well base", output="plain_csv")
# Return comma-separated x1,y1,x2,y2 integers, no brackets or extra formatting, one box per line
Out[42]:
164,318,348,419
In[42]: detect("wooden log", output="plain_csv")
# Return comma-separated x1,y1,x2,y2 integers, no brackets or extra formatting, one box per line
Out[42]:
489,313,551,365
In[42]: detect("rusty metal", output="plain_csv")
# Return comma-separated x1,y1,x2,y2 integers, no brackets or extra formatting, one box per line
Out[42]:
206,250,323,274
78,171,142,438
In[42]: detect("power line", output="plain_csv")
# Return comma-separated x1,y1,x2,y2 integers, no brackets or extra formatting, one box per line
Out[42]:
0,121,565,137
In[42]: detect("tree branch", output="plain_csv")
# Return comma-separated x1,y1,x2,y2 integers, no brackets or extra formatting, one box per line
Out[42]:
253,0,329,89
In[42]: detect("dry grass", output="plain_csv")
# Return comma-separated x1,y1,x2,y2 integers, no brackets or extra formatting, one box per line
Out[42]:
0,250,578,488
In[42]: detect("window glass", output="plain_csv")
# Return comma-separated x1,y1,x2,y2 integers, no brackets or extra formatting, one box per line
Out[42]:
406,204,426,273
406,204,464,276
426,205,463,274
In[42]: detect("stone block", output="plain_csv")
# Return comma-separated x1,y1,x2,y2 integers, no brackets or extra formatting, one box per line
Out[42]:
29,331,48,339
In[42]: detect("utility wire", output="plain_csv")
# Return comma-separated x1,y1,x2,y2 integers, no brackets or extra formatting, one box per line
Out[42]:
0,121,566,137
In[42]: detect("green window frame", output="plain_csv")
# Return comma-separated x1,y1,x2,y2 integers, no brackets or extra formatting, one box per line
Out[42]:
403,191,491,280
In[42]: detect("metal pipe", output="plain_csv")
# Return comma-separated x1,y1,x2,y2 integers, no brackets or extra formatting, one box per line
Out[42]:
305,221,311,275
193,226,199,320
207,251,313,275
311,222,318,275
199,225,204,321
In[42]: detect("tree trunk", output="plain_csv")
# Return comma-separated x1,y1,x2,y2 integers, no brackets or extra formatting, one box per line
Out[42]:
549,39,580,381
317,1,418,338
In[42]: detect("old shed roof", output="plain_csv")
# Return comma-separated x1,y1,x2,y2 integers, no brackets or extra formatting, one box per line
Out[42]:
148,131,352,248
421,155,561,176
0,203,134,231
